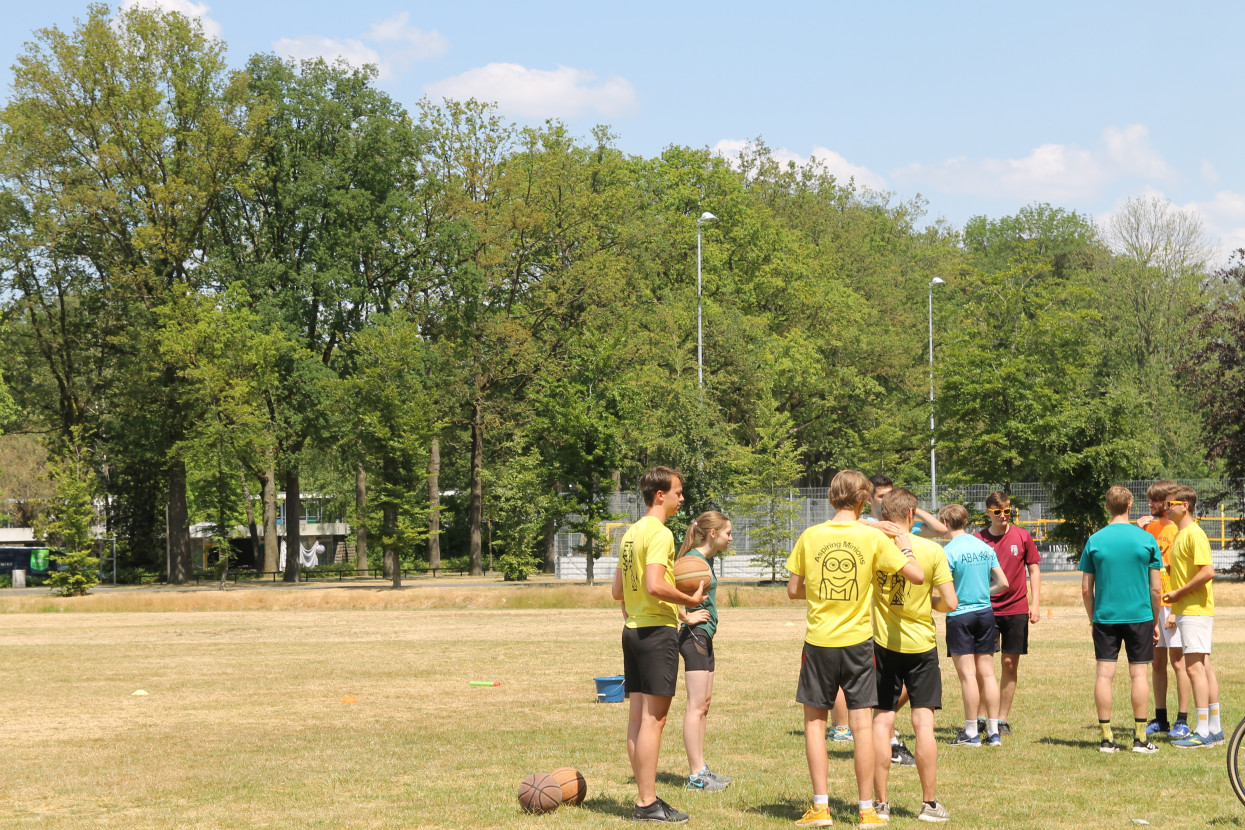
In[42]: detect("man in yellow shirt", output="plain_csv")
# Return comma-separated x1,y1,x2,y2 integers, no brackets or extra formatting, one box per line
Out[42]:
871,488,957,824
611,466,706,823
787,470,925,828
1137,480,1191,739
1162,485,1223,748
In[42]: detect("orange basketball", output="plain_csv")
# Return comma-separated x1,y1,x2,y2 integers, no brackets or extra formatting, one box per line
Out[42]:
673,556,712,595
517,772,561,814
550,766,587,806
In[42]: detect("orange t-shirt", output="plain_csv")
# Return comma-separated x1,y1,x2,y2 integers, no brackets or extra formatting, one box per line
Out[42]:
1146,518,1177,607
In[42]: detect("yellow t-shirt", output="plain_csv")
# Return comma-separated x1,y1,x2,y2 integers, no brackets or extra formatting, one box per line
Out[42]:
786,521,910,648
1168,521,1214,617
872,536,954,654
1146,519,1177,607
619,516,678,628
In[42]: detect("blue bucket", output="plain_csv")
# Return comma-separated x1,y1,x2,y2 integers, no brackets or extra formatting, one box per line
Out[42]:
593,675,625,703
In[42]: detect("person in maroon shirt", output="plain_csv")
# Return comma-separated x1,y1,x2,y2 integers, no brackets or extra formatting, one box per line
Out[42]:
974,491,1041,736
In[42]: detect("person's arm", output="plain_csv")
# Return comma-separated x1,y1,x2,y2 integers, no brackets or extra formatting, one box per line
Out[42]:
1027,562,1041,623
1164,563,1215,603
611,566,627,619
1149,568,1161,642
1080,572,1095,622
893,532,926,584
932,579,958,613
988,566,1009,595
787,572,806,600
915,507,948,536
646,563,704,606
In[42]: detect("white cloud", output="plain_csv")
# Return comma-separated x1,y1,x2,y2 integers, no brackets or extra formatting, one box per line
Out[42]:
424,64,638,120
711,139,888,192
274,15,446,80
893,124,1178,202
121,0,222,39
1184,191,1245,265
1201,160,1219,184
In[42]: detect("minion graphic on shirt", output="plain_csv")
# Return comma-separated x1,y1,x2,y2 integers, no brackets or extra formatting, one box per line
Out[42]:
819,553,859,601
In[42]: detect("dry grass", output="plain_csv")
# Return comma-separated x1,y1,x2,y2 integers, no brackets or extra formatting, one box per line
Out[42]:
0,582,1242,829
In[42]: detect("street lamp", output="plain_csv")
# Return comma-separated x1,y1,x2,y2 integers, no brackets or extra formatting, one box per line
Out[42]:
697,211,717,387
929,277,946,509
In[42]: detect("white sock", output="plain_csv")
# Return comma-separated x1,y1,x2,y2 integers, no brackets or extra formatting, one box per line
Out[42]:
1196,707,1210,737
890,735,899,747
964,719,978,738
1210,703,1222,734
860,800,873,812
988,718,1000,736
814,794,829,806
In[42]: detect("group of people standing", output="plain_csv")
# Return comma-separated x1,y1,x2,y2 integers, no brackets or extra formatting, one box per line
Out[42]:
610,467,1220,826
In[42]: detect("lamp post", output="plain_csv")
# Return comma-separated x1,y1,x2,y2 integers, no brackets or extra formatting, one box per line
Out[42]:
697,211,717,387
929,277,945,509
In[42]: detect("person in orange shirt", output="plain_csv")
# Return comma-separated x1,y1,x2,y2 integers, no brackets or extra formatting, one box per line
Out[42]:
1137,481,1191,739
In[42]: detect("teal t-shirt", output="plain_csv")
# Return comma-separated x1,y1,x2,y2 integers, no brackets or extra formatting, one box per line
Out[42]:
1079,523,1162,624
944,534,1000,617
680,551,718,638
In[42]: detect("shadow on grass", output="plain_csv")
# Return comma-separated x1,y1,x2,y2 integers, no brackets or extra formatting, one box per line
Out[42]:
655,771,688,787
580,795,634,818
1209,817,1244,826
742,797,859,824
1036,736,1098,749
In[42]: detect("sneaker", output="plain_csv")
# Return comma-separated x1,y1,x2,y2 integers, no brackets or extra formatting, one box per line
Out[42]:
634,797,689,823
977,718,986,734
918,802,951,823
1132,738,1159,754
858,807,887,826
998,721,1012,737
1144,719,1169,737
700,765,732,785
986,733,1002,748
829,725,854,742
950,729,981,747
1173,733,1214,749
1208,731,1227,746
686,772,727,792
875,802,890,821
795,803,833,827
1168,721,1191,740
1099,739,1121,753
891,742,916,766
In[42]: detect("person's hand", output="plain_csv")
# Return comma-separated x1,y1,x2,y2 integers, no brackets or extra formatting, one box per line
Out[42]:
683,608,711,625
1164,613,1178,630
1137,515,1154,529
893,532,913,551
688,580,706,605
1153,623,1161,643
874,521,906,538
1162,590,1176,605
1029,607,1040,624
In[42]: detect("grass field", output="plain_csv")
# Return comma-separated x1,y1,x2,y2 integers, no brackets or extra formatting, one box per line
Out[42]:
1,581,1243,828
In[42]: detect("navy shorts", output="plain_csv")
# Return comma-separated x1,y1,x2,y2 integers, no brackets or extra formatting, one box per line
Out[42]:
946,608,998,656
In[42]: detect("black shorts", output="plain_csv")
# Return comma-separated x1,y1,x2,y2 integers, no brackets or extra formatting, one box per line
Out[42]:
796,641,876,711
874,644,942,710
622,625,679,697
946,608,998,656
679,626,715,672
995,613,1029,655
1093,621,1155,664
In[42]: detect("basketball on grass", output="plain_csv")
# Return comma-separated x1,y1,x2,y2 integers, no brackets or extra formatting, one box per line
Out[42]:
517,773,561,814
673,556,712,595
550,767,586,806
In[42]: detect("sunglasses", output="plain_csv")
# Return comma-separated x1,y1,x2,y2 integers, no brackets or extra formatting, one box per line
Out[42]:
1164,500,1188,508
986,508,1012,517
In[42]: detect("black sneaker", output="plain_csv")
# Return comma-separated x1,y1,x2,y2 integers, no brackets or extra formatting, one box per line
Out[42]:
977,718,987,734
633,798,689,823
1099,739,1121,753
891,741,917,766
998,721,1012,737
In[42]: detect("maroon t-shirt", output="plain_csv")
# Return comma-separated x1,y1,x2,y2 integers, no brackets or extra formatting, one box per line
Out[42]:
975,524,1040,617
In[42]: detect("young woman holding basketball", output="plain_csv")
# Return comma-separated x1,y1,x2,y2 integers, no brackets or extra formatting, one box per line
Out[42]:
678,510,733,792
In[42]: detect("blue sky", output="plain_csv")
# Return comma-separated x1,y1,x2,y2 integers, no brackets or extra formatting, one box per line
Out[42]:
5,1,1245,261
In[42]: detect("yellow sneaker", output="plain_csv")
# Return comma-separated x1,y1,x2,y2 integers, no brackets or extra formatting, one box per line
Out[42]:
858,806,888,826
795,803,834,827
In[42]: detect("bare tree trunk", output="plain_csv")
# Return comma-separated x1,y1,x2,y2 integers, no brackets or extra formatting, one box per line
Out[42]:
542,513,556,574
354,461,368,576
428,437,441,570
240,470,261,569
585,528,595,587
261,461,278,573
167,459,192,584
282,467,301,583
468,402,484,576
383,455,400,588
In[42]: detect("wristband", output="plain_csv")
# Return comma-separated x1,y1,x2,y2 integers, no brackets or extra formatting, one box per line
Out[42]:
901,548,914,556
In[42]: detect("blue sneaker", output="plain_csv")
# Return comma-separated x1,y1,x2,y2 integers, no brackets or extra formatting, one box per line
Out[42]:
828,725,853,742
1173,733,1214,749
1168,721,1191,740
1144,719,1169,737
951,729,981,747
1208,731,1226,746
987,733,1002,747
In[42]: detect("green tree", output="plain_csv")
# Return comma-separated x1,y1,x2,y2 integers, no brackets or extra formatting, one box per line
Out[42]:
36,429,100,597
727,398,804,580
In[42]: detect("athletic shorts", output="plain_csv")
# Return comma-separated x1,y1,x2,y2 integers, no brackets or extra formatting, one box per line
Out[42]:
995,613,1029,655
679,625,715,673
796,641,876,711
874,644,942,711
1157,606,1182,649
1092,621,1155,664
622,625,679,697
946,608,998,656
1174,614,1214,655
